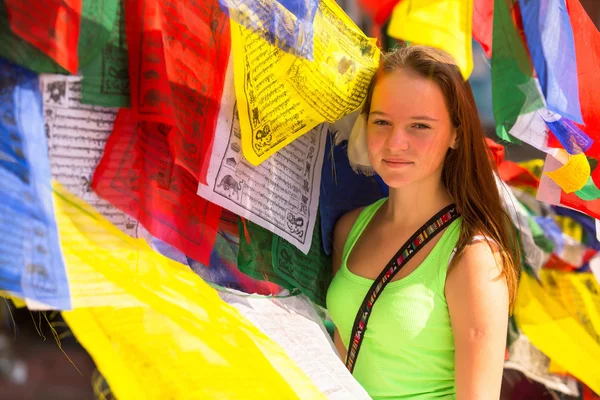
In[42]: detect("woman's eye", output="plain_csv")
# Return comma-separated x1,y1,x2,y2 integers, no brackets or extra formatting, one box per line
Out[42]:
412,123,430,130
373,120,391,126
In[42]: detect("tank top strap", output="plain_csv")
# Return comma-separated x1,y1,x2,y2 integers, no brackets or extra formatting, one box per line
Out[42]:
341,198,388,265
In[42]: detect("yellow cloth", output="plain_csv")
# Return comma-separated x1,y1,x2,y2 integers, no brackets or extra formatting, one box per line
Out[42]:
545,153,590,194
387,0,473,79
230,0,379,165
52,182,323,400
515,270,600,394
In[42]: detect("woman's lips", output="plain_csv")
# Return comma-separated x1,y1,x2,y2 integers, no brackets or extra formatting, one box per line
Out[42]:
383,159,413,168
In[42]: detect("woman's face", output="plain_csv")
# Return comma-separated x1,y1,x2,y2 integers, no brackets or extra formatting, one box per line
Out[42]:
366,68,456,189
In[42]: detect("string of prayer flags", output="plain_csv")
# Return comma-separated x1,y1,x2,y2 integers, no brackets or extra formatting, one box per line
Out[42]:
356,0,401,25
387,0,474,79
0,0,126,97
91,108,222,266
230,0,379,166
41,74,139,237
575,178,600,201
472,0,494,57
0,2,66,74
505,331,580,396
237,218,280,285
563,0,600,158
497,175,548,276
492,0,545,142
54,182,323,399
188,232,282,296
218,290,372,398
537,153,600,221
238,216,332,307
0,59,70,309
197,58,328,255
518,0,582,124
80,0,130,108
220,0,319,60
76,0,120,69
514,270,600,394
271,212,332,307
544,152,590,194
535,216,566,255
4,0,82,74
125,0,231,184
543,112,593,155
508,110,553,154
553,212,587,244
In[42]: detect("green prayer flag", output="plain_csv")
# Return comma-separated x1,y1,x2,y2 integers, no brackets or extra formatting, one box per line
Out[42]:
238,214,332,307
80,0,130,107
237,219,281,286
491,0,545,140
574,177,600,201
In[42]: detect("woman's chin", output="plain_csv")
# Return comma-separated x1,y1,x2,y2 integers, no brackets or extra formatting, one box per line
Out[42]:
377,173,413,189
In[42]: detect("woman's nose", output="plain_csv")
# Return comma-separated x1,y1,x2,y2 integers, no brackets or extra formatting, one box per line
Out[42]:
386,128,410,151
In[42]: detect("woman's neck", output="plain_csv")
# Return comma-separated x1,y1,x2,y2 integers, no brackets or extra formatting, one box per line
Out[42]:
382,178,453,228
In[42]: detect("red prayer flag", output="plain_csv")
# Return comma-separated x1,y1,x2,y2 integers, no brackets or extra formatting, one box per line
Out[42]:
473,0,494,57
566,0,600,158
543,253,577,272
485,138,505,168
559,191,600,220
498,161,540,190
4,0,81,74
125,0,231,184
92,109,222,265
357,0,401,25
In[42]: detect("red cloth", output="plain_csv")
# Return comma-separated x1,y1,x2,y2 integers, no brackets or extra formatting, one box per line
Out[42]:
92,109,222,265
473,0,494,57
4,0,81,73
486,137,505,168
559,191,600,220
125,0,231,184
543,253,577,272
356,0,401,25
498,161,540,190
567,0,600,161
91,0,232,262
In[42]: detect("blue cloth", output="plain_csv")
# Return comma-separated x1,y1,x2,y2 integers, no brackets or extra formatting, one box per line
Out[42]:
0,58,70,309
219,0,318,60
545,116,593,154
319,134,387,255
534,216,565,255
552,206,600,250
519,0,583,123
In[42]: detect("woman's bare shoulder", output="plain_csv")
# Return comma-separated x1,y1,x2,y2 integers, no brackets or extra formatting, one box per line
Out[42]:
333,207,365,248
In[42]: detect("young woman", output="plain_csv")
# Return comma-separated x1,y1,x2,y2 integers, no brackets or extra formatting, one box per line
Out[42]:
326,46,520,399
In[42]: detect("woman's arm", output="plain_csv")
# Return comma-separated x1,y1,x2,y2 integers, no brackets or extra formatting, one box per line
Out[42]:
445,242,509,400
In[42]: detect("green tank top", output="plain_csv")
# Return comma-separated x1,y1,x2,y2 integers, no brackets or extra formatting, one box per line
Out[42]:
326,198,462,400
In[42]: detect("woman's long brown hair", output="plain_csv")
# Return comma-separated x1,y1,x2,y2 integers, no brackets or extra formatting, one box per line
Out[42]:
362,45,521,312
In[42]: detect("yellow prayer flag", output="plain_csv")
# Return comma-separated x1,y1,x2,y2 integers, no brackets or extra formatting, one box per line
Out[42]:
548,359,569,376
53,182,324,400
0,291,26,308
230,0,379,166
554,215,584,243
387,0,474,79
545,153,590,193
515,271,600,394
519,159,545,179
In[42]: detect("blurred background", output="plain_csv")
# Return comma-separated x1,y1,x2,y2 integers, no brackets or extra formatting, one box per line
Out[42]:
1,1,600,399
